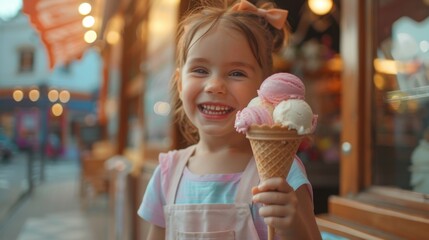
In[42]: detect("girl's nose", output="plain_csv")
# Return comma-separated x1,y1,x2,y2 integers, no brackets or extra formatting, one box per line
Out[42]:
204,76,226,94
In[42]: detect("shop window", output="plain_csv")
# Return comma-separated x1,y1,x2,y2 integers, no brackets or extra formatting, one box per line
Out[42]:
58,64,71,74
18,48,35,73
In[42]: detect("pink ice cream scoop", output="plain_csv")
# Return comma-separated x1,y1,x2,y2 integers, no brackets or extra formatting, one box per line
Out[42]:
258,72,305,105
235,106,274,133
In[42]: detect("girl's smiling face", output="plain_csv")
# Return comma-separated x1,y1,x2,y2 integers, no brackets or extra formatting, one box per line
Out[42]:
178,25,264,139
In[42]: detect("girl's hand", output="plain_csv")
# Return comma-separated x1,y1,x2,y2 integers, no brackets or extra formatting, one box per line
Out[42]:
252,177,299,238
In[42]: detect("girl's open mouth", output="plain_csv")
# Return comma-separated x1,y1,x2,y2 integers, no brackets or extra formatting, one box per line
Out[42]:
198,103,235,116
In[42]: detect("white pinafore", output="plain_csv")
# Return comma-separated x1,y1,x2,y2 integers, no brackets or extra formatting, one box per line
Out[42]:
163,146,261,240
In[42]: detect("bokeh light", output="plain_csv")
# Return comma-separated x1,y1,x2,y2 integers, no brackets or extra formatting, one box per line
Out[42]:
78,2,92,15
51,103,63,116
82,15,95,28
59,90,70,103
308,0,333,15
13,89,24,102
48,89,59,102
84,30,97,43
153,101,171,116
28,89,40,102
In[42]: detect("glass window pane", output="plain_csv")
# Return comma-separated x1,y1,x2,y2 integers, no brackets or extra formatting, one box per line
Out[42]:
372,0,429,193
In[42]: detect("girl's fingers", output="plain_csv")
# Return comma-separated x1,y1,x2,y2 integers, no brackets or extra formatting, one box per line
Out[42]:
259,205,297,229
251,186,260,195
263,215,294,230
253,190,292,205
252,178,295,204
258,204,292,217
257,177,293,193
252,179,300,233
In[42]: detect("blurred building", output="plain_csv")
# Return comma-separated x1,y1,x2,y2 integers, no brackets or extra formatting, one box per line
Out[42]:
0,12,102,153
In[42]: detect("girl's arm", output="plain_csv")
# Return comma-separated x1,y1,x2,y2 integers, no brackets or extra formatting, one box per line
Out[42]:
146,224,165,240
252,178,322,240
286,185,322,240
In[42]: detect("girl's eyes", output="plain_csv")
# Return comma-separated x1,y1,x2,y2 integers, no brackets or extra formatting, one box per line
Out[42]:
191,68,208,75
230,71,247,78
188,67,248,78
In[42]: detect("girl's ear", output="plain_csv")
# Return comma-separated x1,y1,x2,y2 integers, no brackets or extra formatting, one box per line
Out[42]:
175,68,182,99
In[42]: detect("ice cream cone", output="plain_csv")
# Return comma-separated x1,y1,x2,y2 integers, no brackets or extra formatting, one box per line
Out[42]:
246,125,304,180
246,124,305,240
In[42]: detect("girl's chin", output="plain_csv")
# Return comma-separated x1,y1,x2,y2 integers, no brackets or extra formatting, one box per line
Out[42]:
197,124,237,137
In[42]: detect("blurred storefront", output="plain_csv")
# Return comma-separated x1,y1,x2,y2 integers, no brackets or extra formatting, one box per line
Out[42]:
0,1,102,228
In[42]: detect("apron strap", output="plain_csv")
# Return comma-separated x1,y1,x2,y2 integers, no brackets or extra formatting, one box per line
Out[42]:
166,145,195,204
166,146,259,204
235,158,260,203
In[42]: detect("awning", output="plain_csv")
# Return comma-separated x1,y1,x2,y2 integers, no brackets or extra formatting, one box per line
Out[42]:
22,0,105,69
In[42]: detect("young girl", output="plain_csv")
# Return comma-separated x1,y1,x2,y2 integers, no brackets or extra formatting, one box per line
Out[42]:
138,1,322,239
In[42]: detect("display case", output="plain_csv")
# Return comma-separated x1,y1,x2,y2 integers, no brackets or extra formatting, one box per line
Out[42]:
370,0,429,192
340,0,429,197
318,0,429,238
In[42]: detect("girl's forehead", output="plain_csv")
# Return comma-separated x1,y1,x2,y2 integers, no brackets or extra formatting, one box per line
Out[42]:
184,26,262,75
188,27,251,57
190,23,243,45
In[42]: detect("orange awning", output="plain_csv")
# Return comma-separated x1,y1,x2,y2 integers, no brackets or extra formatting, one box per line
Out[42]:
22,0,94,69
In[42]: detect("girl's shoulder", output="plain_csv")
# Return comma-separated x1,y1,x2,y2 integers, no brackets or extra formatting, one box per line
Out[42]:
158,145,196,183
159,145,195,169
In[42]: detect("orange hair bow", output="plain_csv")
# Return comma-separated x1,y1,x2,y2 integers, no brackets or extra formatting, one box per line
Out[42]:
231,0,288,30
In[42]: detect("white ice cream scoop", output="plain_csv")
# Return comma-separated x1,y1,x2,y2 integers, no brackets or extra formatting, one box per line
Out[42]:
273,99,317,135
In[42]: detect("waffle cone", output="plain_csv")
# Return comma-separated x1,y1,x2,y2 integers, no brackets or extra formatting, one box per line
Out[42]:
246,125,305,181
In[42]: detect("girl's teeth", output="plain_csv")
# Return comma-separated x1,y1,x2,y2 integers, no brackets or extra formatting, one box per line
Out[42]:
201,105,231,115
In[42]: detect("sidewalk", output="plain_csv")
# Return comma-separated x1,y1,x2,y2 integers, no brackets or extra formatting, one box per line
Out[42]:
0,151,110,240
0,152,28,224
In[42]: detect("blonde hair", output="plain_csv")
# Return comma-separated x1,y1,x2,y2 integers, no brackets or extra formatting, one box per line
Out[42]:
172,0,289,146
